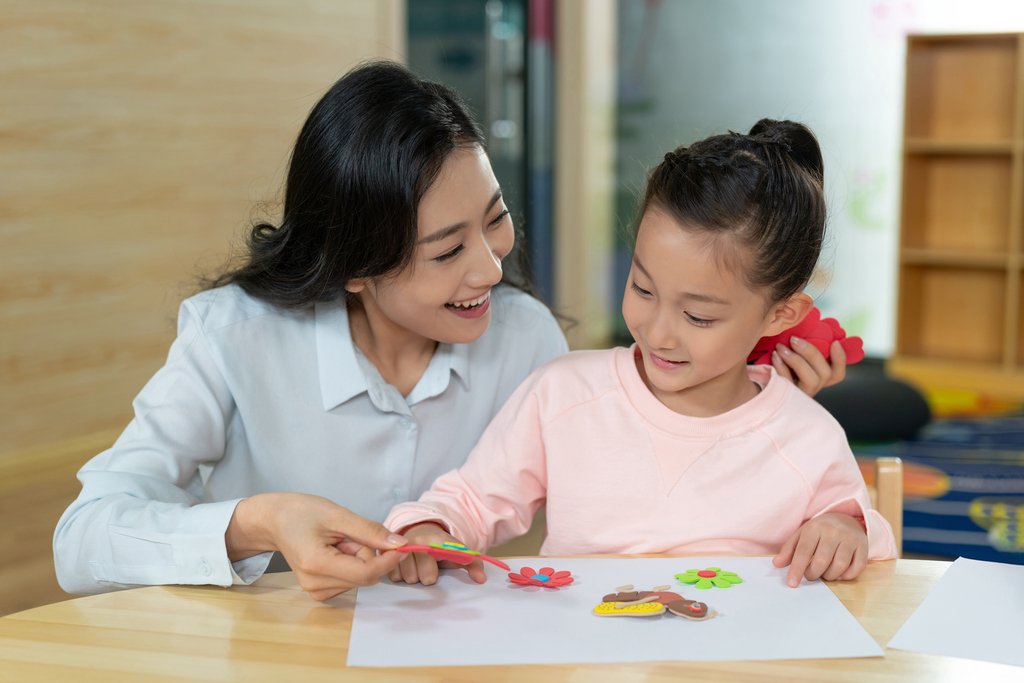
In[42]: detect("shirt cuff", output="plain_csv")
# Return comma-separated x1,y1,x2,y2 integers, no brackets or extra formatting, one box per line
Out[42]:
172,498,264,587
386,504,457,540
230,552,274,584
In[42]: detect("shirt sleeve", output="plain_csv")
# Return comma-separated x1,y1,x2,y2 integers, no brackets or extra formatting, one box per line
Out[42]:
53,299,273,595
385,373,549,552
804,438,899,561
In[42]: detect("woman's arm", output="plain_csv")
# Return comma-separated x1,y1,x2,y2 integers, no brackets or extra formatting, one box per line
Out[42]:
54,299,251,594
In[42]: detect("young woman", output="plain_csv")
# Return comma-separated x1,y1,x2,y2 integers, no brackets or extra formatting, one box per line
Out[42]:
54,63,848,602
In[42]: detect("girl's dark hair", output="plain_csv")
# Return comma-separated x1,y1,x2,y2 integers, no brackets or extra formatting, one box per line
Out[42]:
205,61,536,308
637,119,826,306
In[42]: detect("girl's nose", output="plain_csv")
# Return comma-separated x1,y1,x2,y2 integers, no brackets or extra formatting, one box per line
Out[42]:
645,305,678,350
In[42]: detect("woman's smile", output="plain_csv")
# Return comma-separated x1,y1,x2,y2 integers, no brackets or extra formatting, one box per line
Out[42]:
445,290,491,318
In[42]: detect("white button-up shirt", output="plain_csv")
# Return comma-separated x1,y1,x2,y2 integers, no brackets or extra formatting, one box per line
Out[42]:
54,284,567,594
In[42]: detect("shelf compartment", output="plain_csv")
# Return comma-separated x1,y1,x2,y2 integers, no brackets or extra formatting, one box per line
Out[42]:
905,36,1018,141
904,138,1016,155
901,154,1012,252
1019,272,1024,365
898,265,1006,363
900,248,1008,268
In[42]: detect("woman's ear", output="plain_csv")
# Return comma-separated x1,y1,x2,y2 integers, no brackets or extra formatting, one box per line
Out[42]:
763,293,813,337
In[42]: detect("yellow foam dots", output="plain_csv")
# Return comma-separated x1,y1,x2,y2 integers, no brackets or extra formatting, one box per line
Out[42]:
592,602,666,617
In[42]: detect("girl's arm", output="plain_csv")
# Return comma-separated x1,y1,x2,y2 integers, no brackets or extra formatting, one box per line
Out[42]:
385,373,549,556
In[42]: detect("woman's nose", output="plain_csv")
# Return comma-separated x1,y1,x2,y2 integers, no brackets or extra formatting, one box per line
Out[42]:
465,233,504,288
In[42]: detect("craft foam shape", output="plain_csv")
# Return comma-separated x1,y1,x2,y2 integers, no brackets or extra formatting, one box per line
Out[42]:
666,599,716,621
398,543,510,571
747,306,865,366
675,567,743,589
602,590,684,605
592,601,666,617
509,566,574,588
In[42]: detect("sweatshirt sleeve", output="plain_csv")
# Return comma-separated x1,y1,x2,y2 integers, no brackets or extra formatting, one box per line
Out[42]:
385,373,549,552
803,437,898,561
53,299,272,595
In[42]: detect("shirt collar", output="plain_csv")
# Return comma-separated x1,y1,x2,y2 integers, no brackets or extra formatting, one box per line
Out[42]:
314,300,472,411
314,299,367,411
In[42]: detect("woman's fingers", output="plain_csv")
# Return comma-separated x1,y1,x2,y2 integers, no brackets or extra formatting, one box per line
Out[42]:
329,507,408,551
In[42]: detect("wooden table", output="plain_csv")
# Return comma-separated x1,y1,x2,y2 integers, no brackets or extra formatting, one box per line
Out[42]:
1,558,1021,682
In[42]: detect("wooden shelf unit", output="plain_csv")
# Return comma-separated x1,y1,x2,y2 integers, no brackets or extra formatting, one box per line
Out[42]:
891,34,1024,399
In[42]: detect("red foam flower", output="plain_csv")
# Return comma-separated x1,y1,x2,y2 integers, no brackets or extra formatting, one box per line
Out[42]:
748,306,865,366
509,566,574,588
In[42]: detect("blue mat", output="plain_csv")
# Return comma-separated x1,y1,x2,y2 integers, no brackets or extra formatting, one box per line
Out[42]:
854,415,1024,564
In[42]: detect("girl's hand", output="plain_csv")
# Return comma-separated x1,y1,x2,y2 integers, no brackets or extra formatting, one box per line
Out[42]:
226,493,407,602
772,512,868,587
771,337,847,398
388,522,488,586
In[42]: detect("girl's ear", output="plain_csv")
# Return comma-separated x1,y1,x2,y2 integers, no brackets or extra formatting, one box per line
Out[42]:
345,278,369,294
763,292,813,337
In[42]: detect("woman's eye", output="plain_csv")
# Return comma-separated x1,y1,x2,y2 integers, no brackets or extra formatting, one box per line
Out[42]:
685,312,714,327
630,281,651,297
489,209,510,227
435,244,464,262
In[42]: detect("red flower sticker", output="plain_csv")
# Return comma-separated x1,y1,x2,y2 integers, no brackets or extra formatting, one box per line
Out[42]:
509,566,574,588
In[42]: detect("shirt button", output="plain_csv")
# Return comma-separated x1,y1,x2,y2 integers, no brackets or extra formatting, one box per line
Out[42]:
393,487,404,500
401,417,414,430
200,562,211,577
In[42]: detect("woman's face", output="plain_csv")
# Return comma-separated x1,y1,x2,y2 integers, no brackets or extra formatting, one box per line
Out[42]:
351,144,515,344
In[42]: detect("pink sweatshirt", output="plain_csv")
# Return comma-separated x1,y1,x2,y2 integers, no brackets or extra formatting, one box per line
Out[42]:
386,346,897,560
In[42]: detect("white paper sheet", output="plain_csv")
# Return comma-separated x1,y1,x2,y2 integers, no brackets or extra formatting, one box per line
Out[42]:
347,556,883,667
887,557,1024,668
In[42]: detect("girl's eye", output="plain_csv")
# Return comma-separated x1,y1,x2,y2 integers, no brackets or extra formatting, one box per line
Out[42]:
630,281,651,297
685,312,714,327
435,244,464,263
489,209,510,227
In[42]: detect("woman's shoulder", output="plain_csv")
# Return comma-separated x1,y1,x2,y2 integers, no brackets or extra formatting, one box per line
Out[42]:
180,284,310,334
478,285,568,362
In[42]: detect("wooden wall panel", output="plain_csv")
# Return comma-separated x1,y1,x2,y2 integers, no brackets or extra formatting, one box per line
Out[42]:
0,0,406,457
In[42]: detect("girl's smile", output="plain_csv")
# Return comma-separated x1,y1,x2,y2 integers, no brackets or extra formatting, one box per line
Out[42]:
649,352,689,370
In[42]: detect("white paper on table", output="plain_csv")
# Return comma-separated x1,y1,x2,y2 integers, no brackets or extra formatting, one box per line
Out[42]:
347,556,883,667
887,557,1024,668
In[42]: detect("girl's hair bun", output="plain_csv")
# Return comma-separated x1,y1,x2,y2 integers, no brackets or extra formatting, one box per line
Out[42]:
748,118,824,182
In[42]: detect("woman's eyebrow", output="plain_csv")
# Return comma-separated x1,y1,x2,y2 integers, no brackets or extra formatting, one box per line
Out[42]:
632,254,730,305
419,189,503,245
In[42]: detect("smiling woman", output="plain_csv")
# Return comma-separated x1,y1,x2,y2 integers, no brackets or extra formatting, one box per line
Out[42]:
52,62,568,602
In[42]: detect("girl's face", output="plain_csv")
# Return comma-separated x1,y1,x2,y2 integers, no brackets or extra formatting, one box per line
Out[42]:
622,208,808,409
349,144,514,345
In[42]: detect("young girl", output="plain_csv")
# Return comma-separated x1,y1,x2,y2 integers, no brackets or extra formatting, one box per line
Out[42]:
386,120,898,589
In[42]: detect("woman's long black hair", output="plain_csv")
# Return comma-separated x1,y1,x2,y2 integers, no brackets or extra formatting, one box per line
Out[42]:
205,61,536,308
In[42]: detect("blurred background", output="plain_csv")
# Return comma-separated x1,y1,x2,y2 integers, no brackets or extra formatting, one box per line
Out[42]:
3,0,1024,616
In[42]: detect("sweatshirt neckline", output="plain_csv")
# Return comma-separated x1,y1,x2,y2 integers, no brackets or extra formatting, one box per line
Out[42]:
613,344,790,439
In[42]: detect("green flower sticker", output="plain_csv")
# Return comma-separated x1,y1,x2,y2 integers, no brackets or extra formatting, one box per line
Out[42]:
675,567,743,589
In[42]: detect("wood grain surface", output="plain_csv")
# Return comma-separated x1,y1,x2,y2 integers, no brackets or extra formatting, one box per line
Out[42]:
2,558,1022,682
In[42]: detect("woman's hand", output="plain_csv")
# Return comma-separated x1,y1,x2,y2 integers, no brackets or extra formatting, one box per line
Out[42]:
772,512,868,587
387,521,487,586
226,493,407,601
771,337,847,398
